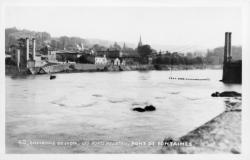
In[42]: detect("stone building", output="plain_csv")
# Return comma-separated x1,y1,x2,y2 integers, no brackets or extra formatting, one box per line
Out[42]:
95,55,108,65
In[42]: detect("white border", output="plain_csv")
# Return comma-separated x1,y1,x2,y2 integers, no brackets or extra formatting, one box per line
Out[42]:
0,0,250,160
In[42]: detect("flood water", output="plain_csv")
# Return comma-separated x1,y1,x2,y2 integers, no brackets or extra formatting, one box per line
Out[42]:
5,69,241,153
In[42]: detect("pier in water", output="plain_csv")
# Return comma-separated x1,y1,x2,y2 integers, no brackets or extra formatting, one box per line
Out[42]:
5,69,241,153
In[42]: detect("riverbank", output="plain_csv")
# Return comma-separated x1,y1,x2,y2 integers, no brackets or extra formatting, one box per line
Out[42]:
5,64,221,76
161,97,241,154
5,65,29,77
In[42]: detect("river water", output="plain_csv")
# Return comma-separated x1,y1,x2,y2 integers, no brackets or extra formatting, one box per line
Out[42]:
5,69,241,153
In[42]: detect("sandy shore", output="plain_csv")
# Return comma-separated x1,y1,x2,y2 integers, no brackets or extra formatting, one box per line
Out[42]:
161,97,241,154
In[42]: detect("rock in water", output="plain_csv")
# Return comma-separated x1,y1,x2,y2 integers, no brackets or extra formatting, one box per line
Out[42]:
219,91,241,97
211,92,220,97
144,105,156,111
50,75,56,80
132,105,156,112
133,107,145,112
211,91,241,97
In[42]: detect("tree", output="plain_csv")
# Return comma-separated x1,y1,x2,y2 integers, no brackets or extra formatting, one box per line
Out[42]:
137,45,152,64
112,42,121,50
92,44,107,51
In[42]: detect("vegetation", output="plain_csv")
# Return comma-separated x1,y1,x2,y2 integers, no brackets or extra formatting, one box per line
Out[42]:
205,46,242,65
5,27,51,51
137,45,153,64
153,53,204,65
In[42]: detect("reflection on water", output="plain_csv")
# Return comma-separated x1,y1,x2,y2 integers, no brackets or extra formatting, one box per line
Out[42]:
5,70,241,153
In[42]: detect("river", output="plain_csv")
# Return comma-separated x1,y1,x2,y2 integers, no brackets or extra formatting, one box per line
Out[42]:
5,69,241,153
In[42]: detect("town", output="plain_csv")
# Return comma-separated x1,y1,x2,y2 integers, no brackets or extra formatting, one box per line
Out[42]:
5,28,238,75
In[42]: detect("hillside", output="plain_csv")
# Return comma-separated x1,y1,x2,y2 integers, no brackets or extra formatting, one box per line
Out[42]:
5,27,135,51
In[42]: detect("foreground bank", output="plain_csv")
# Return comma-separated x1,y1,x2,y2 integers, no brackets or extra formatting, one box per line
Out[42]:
161,98,241,154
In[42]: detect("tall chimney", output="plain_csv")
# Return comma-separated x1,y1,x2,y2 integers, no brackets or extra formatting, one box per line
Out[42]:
224,32,228,64
228,32,232,62
26,38,29,61
32,38,36,60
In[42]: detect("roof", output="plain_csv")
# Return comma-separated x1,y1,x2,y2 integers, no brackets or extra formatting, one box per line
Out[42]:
55,50,79,54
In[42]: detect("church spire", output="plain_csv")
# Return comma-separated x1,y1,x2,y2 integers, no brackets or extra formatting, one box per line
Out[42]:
138,35,142,48
123,42,126,50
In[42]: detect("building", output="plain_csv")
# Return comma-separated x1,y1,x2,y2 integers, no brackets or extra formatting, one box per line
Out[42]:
114,58,120,66
96,49,120,59
48,50,78,62
95,55,108,65
48,51,57,62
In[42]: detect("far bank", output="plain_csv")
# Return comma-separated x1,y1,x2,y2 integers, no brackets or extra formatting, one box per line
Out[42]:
5,64,222,76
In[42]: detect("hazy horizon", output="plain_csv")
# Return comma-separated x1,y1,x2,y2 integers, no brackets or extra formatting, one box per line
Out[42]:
5,6,242,52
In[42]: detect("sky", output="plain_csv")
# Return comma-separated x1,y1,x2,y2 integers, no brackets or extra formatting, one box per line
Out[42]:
4,6,242,51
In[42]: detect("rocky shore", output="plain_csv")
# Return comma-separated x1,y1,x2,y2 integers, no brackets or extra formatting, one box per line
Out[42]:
161,97,242,154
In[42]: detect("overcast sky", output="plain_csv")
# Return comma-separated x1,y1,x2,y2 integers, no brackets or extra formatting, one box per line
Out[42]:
5,6,242,50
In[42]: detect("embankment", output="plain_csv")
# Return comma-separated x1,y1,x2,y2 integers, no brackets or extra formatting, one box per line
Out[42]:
161,99,241,154
5,63,222,76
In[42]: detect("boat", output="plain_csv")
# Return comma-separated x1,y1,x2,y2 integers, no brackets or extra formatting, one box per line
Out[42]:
49,70,56,80
50,75,56,80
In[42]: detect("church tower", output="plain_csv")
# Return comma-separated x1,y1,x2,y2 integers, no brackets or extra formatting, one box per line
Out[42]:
122,42,126,50
138,35,142,48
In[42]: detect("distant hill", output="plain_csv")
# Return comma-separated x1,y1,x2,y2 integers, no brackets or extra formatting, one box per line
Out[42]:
5,27,51,50
205,46,242,64
5,27,135,51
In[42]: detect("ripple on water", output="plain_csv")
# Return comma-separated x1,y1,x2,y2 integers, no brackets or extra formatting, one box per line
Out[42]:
76,102,98,108
108,98,132,104
131,101,149,107
92,94,103,97
155,96,166,99
169,91,180,95
185,97,202,101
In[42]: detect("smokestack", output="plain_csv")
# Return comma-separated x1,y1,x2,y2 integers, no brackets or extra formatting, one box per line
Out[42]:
224,32,228,64
32,38,36,60
228,32,232,62
26,38,29,61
